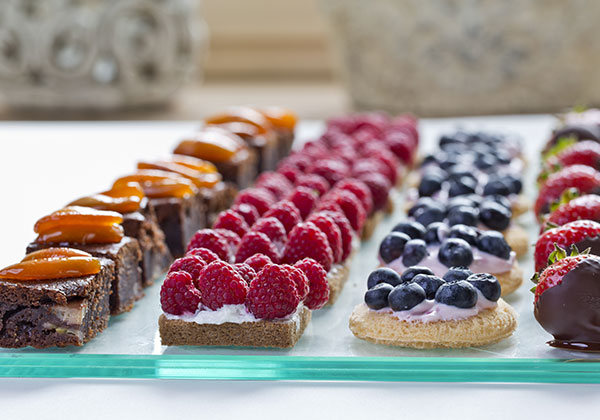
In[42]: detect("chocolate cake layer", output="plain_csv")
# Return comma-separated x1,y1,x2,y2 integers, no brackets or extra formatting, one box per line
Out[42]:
212,148,258,189
0,258,114,348
201,182,237,227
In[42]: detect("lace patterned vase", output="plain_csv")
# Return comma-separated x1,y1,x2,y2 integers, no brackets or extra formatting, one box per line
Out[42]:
0,0,205,110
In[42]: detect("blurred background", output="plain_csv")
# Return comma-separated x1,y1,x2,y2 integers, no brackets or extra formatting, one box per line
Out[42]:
0,0,598,120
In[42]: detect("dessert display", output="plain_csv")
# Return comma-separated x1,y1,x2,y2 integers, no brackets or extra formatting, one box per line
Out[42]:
349,266,517,348
26,206,143,315
0,248,113,348
378,221,523,295
259,106,297,160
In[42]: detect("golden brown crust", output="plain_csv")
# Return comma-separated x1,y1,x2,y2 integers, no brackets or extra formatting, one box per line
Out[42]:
326,253,355,305
496,262,523,296
362,211,384,240
349,299,517,349
511,194,531,217
502,224,529,259
159,306,311,348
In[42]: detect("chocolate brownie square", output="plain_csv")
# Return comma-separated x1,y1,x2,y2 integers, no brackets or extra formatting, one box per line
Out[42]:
211,148,258,190
0,258,114,348
200,182,237,226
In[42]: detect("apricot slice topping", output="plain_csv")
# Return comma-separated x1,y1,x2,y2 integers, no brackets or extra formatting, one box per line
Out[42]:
0,257,101,281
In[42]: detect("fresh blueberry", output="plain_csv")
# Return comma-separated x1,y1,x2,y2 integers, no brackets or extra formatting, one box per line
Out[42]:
464,194,483,207
447,196,477,212
367,267,404,289
474,153,496,170
438,238,474,267
414,204,446,226
447,224,479,245
392,221,426,240
439,134,463,149
424,222,448,244
479,201,511,231
485,195,511,211
447,205,479,226
448,166,477,183
402,239,429,266
388,283,427,311
448,177,477,197
439,156,459,170
476,231,512,260
418,176,442,197
422,153,438,165
466,273,502,302
503,173,523,194
483,179,511,196
434,280,478,308
493,150,512,165
400,266,435,283
364,283,394,309
411,274,446,299
442,266,474,282
408,197,438,217
379,232,411,263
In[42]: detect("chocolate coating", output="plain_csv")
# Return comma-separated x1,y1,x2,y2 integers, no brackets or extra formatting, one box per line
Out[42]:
573,236,600,256
549,124,600,146
534,258,600,351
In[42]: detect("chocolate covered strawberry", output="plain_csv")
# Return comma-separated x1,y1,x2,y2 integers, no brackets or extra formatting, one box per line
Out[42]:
543,194,600,230
539,140,600,183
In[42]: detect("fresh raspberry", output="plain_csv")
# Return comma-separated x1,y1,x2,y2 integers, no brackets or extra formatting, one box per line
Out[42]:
334,179,374,215
534,220,600,271
243,253,272,273
160,271,201,315
235,231,280,263
295,173,330,197
357,172,392,211
277,165,301,183
234,188,276,216
534,254,592,303
360,144,400,184
352,158,395,185
233,263,256,285
185,247,220,264
294,258,330,310
196,260,248,310
279,153,311,172
283,222,333,271
544,195,600,228
390,115,419,145
287,186,318,219
301,141,329,159
167,256,207,287
256,171,294,200
213,210,249,238
230,203,260,226
330,145,359,165
307,212,343,263
214,228,241,256
245,264,300,319
535,165,600,216
187,229,229,261
384,131,415,164
321,189,366,232
309,159,350,186
263,200,302,233
251,217,287,246
281,264,309,300
320,210,354,261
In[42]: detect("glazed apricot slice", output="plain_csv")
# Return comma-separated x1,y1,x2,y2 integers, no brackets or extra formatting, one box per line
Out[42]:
102,182,145,200
22,247,92,262
68,194,142,214
170,155,217,173
0,257,101,281
173,127,246,162
35,223,124,245
34,206,123,234
113,170,196,198
259,107,297,131
205,106,272,135
137,161,222,188
208,121,259,141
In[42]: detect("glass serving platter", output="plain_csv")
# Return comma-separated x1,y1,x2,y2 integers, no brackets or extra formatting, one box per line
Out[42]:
1,116,599,382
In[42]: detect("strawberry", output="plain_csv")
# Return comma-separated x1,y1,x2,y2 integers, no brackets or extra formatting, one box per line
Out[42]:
235,231,280,264
544,194,600,230
234,188,276,216
535,165,600,217
307,212,343,263
283,222,333,271
212,210,249,238
534,220,600,271
532,251,591,303
295,173,330,197
262,200,302,233
539,140,600,183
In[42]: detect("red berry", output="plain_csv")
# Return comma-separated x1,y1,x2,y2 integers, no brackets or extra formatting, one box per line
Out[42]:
534,254,590,303
251,217,287,246
307,212,343,263
281,264,309,300
283,222,333,271
534,220,600,271
214,228,241,256
295,173,330,197
233,263,256,285
160,271,201,315
256,171,294,200
277,165,301,183
187,229,230,261
167,256,207,287
234,188,276,215
334,179,374,215
321,189,366,232
185,247,220,264
213,209,250,238
288,186,318,219
243,253,272,273
245,264,300,319
235,231,280,263
310,159,350,186
358,172,392,211
535,165,600,216
196,260,248,310
320,210,354,261
555,140,600,169
352,158,395,185
263,200,302,233
384,131,415,164
279,153,311,172
294,258,330,310
230,203,260,226
359,144,400,184
545,195,600,228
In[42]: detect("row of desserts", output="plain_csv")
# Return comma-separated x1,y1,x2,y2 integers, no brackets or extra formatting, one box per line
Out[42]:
159,112,420,348
0,106,297,349
531,109,600,351
350,130,530,348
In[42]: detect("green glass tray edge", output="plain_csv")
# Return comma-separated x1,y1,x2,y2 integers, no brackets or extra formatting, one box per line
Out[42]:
1,354,599,383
